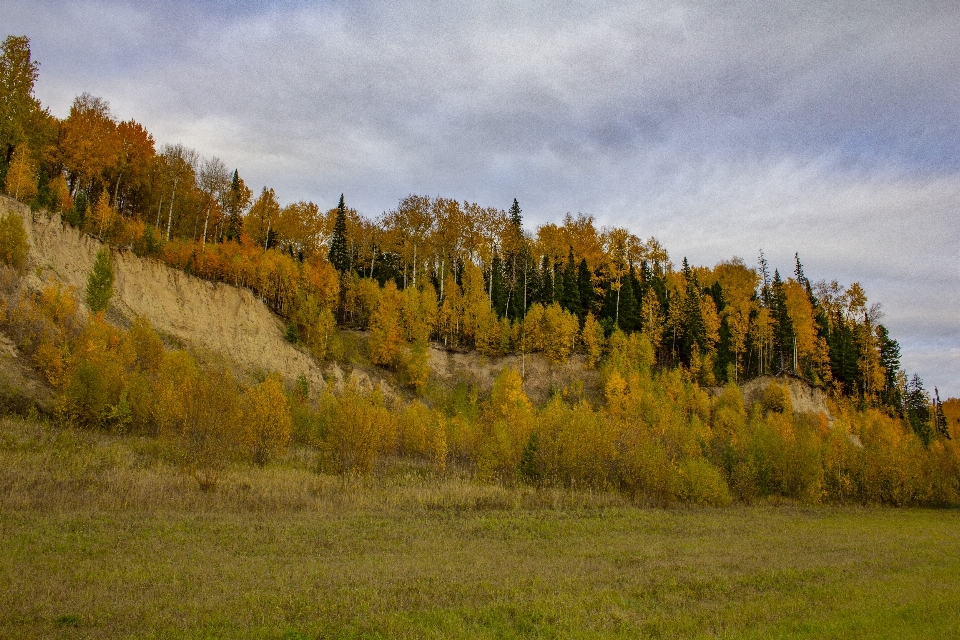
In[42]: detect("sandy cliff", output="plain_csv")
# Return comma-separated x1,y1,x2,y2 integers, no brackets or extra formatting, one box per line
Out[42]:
2,196,327,390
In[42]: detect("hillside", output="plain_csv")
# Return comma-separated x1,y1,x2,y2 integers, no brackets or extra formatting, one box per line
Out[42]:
3,196,331,389
1,195,601,404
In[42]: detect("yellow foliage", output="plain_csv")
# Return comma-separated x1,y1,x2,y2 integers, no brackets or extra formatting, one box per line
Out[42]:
0,210,29,272
477,367,534,481
322,386,396,475
400,339,431,393
240,373,291,466
520,303,545,353
125,316,164,374
541,302,578,363
762,382,793,414
401,281,438,343
369,280,404,368
580,312,604,369
152,350,199,436
398,400,448,472
4,143,37,202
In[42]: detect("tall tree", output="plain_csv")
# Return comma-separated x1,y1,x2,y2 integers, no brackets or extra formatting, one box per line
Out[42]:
328,194,350,272
0,35,41,174
577,257,593,322
224,169,251,241
905,373,932,445
876,324,901,409
561,247,580,317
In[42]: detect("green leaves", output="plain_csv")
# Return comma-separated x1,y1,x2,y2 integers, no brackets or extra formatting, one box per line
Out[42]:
85,247,114,313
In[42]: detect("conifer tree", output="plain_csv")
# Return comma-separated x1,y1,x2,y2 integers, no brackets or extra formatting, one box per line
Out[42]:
617,264,640,332
905,373,932,445
224,169,250,241
933,388,950,439
577,258,593,322
86,247,114,313
876,325,901,408
561,248,580,317
771,270,794,372
328,194,350,272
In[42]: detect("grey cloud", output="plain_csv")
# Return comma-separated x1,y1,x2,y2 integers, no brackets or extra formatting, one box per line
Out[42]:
3,0,959,393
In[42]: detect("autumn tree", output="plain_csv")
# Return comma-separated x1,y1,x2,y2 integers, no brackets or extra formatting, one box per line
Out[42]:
245,186,280,249
3,141,36,201
0,36,42,178
240,373,292,465
369,280,405,368
0,209,29,271
224,169,251,241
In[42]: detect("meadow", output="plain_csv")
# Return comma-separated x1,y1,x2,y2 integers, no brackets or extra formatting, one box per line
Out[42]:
2,416,958,639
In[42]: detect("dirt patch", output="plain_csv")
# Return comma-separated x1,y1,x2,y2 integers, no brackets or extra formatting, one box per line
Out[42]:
0,330,54,416
429,346,601,406
740,374,833,422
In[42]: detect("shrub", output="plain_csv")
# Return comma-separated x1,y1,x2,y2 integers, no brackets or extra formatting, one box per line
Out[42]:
0,211,29,272
674,458,733,506
240,374,292,466
321,386,395,475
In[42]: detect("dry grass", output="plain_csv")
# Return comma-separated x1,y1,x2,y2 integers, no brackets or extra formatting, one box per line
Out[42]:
2,416,960,639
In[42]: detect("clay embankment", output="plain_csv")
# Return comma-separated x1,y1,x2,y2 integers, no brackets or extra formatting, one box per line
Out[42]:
2,196,327,391
740,373,834,422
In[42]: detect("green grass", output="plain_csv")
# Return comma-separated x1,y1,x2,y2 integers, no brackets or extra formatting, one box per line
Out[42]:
2,416,959,639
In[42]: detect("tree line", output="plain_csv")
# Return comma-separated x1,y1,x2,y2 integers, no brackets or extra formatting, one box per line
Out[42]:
0,35,950,440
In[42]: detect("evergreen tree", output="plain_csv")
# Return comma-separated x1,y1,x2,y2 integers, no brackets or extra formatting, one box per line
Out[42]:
933,388,950,439
771,270,794,372
537,256,554,306
508,198,522,229
561,248,580,316
905,373,932,445
679,258,705,364
224,169,250,241
794,252,812,299
86,247,114,313
577,258,593,322
328,194,350,273
876,325,901,409
617,265,639,332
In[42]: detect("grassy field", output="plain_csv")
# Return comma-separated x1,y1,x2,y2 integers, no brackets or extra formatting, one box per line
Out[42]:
2,416,959,639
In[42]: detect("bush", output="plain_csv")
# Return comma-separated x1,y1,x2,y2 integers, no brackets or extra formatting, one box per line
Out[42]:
674,458,733,506
0,211,29,272
240,374,292,466
320,385,395,475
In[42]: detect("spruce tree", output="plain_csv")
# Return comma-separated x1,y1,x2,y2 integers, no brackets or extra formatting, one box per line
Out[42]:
225,169,245,241
536,256,553,305
617,267,639,332
876,325,901,408
905,374,932,445
328,194,350,273
86,247,114,313
933,388,950,439
561,248,580,316
577,258,593,322
771,270,794,372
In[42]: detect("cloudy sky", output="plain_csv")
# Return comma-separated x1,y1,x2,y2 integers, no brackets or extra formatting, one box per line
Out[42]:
5,0,959,396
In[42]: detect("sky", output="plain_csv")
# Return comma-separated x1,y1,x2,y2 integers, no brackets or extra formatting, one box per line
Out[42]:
4,0,959,396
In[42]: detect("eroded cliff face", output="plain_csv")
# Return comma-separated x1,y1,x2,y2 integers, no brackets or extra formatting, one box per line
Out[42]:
3,196,327,390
